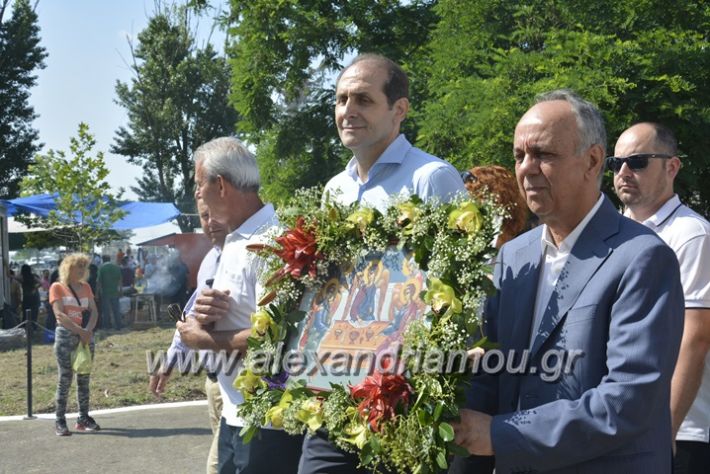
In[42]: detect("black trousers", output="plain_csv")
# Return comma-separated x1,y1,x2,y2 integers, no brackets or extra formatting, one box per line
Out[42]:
447,455,495,474
298,430,399,474
218,419,303,474
673,440,710,474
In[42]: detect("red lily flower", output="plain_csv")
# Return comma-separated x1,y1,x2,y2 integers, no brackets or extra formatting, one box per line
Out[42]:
266,217,321,285
350,372,413,432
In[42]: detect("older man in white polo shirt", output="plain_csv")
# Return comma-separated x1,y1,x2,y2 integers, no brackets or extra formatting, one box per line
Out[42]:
179,136,303,474
612,122,710,472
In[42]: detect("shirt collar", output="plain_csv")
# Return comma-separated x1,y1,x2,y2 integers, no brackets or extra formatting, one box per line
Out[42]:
227,203,276,240
638,194,681,228
344,134,411,181
541,193,605,253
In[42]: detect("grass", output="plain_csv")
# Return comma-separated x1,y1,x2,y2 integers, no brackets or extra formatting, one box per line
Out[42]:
0,325,206,417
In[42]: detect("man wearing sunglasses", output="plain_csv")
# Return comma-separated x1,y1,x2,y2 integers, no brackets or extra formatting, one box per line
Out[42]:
612,123,710,473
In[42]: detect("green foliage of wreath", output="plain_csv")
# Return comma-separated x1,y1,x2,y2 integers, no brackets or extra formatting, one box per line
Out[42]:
236,187,503,473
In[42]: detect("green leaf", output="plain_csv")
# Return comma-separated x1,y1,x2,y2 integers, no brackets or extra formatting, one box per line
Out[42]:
436,451,448,470
361,442,373,465
286,310,307,324
246,337,262,349
370,435,381,453
434,401,444,421
438,422,455,442
239,425,257,443
447,442,470,457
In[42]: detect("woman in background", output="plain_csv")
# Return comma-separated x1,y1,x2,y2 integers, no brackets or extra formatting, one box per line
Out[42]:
49,253,100,436
462,165,530,248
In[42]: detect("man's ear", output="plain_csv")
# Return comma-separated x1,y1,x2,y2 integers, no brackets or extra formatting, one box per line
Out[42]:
393,97,409,123
587,144,605,179
217,175,227,197
667,156,681,180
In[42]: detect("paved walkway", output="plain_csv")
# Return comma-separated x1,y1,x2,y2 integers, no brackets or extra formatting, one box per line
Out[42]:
0,401,213,474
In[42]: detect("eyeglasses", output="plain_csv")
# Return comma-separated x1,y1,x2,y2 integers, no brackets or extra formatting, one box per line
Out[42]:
605,153,673,173
167,303,185,323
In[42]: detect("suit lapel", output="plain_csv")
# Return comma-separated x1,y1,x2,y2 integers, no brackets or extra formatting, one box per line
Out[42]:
529,197,620,359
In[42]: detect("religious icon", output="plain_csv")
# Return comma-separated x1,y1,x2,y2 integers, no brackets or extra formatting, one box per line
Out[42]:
288,248,429,390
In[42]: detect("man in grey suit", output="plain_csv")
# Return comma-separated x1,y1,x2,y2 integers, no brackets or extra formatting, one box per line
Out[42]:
452,90,684,473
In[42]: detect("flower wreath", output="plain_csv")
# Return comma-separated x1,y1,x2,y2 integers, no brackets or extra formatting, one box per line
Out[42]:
236,187,502,473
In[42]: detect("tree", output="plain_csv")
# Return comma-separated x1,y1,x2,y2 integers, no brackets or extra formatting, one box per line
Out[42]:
112,3,238,231
0,0,47,199
18,123,126,252
226,0,437,203
413,0,710,213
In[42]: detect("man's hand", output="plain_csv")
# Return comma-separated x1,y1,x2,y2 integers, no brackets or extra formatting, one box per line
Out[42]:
177,317,210,349
192,288,231,325
468,347,485,365
451,409,494,456
149,372,170,397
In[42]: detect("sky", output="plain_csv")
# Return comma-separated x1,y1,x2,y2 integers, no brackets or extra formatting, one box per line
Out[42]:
25,0,226,243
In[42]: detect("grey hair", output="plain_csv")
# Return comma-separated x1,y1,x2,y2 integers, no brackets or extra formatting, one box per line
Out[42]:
536,89,606,187
193,137,260,192
535,89,607,156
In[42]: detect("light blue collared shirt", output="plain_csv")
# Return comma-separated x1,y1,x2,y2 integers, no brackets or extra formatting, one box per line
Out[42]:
323,134,466,212
165,245,221,370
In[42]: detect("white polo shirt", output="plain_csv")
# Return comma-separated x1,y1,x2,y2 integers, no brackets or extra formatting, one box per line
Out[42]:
631,194,710,442
211,203,279,427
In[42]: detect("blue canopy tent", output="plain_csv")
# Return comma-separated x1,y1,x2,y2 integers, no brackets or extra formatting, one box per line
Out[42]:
1,193,181,230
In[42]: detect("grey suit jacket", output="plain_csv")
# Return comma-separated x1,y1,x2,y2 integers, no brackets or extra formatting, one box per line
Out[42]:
469,196,684,473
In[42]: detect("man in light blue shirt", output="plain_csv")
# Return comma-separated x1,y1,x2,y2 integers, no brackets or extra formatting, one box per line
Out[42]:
301,53,466,474
323,53,465,213
148,197,226,474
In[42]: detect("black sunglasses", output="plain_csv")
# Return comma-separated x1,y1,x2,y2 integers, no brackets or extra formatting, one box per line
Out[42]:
167,303,185,323
605,153,673,173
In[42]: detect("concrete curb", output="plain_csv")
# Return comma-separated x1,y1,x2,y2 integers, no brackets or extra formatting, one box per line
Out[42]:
0,399,208,422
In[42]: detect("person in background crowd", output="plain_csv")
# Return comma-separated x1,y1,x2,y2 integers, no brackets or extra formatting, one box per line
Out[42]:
137,246,146,268
120,256,135,292
116,248,125,266
462,165,529,248
40,269,51,292
18,264,40,326
49,253,100,436
612,122,710,473
8,268,22,316
88,263,98,295
134,265,145,291
50,258,62,286
97,255,123,330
